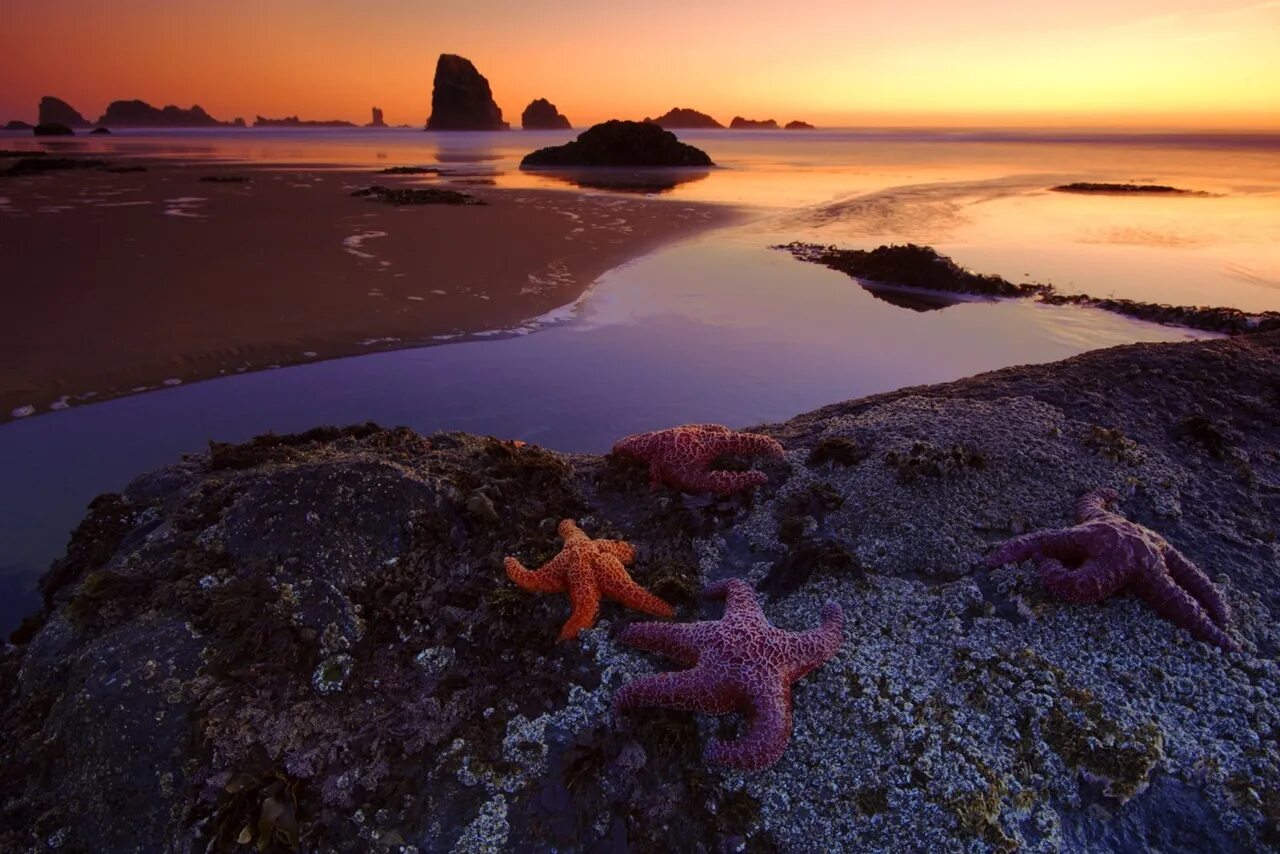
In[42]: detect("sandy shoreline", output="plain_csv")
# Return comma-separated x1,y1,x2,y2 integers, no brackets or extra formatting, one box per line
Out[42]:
0,158,740,422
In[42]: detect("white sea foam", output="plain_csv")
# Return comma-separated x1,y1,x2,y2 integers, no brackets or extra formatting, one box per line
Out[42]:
342,230,388,260
11,405,35,418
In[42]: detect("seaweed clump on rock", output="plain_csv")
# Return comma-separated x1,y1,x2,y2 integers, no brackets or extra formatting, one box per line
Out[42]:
521,120,714,168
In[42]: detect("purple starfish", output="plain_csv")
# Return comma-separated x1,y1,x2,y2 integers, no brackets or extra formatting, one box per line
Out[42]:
985,487,1239,651
614,578,843,772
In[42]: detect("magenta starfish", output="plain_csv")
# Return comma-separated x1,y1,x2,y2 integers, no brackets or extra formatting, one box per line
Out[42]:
985,488,1238,651
614,578,843,771
611,424,785,495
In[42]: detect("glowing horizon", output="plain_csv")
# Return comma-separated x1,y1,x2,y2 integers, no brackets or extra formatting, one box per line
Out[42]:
1,0,1277,130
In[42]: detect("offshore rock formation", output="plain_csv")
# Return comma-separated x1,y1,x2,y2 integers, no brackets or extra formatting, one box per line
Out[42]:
612,424,784,494
32,123,74,137
616,579,843,771
520,120,714,168
2,333,1279,850
785,120,816,129
3,120,33,131
643,107,724,129
37,96,90,128
779,241,1280,334
1052,182,1201,195
504,519,673,640
253,115,356,128
521,98,571,130
96,100,232,127
730,116,779,129
425,54,509,130
366,106,387,128
986,488,1239,650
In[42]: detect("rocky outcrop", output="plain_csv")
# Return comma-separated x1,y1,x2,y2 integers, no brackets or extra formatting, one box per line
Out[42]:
32,123,74,137
425,54,509,131
89,127,111,135
521,98,571,130
730,116,779,129
38,96,90,128
96,100,232,127
3,120,33,131
253,115,356,128
643,107,723,129
785,120,815,129
366,107,387,128
520,120,714,168
2,333,1279,851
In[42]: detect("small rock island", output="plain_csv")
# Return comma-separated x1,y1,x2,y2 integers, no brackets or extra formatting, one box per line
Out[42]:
96,100,235,127
520,120,714,168
37,96,90,128
425,54,509,131
730,116,779,129
521,98,571,130
643,107,724,129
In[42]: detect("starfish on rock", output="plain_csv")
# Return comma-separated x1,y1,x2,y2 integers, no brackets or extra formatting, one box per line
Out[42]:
615,578,843,771
504,519,674,641
611,424,786,495
986,487,1239,651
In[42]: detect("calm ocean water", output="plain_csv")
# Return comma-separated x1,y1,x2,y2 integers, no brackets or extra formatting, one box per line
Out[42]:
0,126,1275,631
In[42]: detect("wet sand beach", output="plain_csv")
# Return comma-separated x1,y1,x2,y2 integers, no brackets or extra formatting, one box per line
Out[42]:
0,159,737,421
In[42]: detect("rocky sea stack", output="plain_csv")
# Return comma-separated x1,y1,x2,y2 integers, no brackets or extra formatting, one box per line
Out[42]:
643,107,724,129
97,100,232,127
785,120,815,129
521,98,571,130
425,54,509,131
366,107,387,128
32,122,74,137
1,333,1279,850
3,120,33,131
520,120,714,168
37,96,90,128
730,116,779,129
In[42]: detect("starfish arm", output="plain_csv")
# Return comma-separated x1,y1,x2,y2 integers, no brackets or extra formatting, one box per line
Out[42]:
1037,556,1128,604
559,575,601,641
598,539,636,565
1075,487,1121,523
788,602,844,677
707,431,785,460
618,621,703,666
598,560,675,620
983,530,1068,568
705,687,792,772
684,424,732,433
615,667,736,716
678,468,769,495
1163,545,1233,628
557,519,589,544
504,556,567,593
1134,573,1240,651
703,578,762,617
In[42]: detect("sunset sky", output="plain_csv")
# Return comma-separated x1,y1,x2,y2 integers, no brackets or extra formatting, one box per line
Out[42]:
2,0,1277,129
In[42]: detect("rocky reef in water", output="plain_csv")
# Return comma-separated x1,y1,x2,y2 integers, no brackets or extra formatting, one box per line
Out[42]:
253,115,357,128
778,242,1280,335
366,107,387,128
2,332,1279,851
96,100,235,127
1052,183,1202,195
730,116,779,129
521,120,714,168
643,107,724,129
521,98,571,130
425,54,509,131
38,96,90,128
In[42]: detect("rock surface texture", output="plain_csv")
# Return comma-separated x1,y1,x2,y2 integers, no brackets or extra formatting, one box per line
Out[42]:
425,54,509,131
2,333,1279,851
521,98,571,130
521,120,714,168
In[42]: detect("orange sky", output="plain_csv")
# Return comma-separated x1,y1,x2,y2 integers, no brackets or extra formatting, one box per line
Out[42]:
2,0,1277,128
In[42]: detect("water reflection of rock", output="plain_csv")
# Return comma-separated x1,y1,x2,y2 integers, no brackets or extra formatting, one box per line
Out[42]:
532,167,711,194
858,283,969,312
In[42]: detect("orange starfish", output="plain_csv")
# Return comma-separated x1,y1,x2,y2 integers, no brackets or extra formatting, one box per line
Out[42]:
503,519,675,640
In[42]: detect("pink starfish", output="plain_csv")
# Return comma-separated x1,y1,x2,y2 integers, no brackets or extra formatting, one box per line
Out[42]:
985,488,1239,651
611,424,785,495
614,578,843,771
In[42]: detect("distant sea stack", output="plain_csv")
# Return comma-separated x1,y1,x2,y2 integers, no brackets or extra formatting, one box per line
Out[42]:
38,96,90,128
785,120,815,129
521,120,714,168
90,127,111,135
366,107,387,128
643,108,724,129
3,120,33,131
730,116,779,129
521,98,571,130
33,122,75,137
253,115,357,128
425,54,508,131
97,100,233,127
